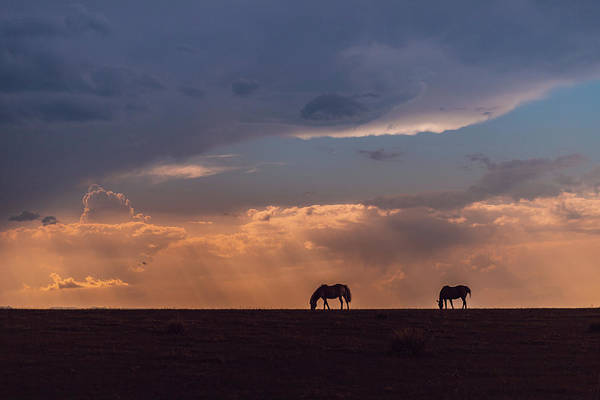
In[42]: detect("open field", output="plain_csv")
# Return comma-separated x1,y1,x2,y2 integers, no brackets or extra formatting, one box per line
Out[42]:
2,309,600,399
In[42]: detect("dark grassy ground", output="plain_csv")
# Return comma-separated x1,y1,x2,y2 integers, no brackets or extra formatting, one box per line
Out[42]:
1,309,600,399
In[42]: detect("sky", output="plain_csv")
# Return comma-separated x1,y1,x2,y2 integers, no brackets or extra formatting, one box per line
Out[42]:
3,1,600,308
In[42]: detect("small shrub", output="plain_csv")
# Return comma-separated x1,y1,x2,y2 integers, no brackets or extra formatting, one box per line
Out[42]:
390,327,428,356
589,322,600,333
165,319,185,335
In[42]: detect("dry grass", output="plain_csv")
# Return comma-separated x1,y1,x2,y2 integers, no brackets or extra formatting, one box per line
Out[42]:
375,312,388,320
165,318,185,335
2,309,600,399
589,322,600,333
390,327,428,356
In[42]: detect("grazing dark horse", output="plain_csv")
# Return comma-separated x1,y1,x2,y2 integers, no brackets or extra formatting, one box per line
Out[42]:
438,285,471,309
310,284,351,310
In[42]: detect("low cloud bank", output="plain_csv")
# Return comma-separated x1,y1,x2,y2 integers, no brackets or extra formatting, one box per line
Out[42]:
2,176,600,307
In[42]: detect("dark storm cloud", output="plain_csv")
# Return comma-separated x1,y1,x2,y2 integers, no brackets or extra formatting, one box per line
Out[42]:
0,54,162,96
64,4,109,36
174,44,195,53
0,17,66,38
85,67,163,97
301,94,366,121
0,6,108,38
179,85,204,98
31,98,113,122
0,6,156,100
231,79,259,96
41,216,58,225
0,96,114,123
4,1,600,216
0,49,81,94
9,210,40,221
358,148,401,161
367,154,585,210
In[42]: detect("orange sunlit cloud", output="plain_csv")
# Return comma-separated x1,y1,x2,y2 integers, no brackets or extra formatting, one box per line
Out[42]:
40,273,129,291
2,185,600,308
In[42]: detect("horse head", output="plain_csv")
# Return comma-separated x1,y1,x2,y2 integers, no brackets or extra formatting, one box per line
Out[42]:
310,299,317,310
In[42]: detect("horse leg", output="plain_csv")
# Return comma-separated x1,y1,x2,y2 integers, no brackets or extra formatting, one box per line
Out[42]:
450,299,454,309
339,296,344,310
345,296,350,310
324,299,330,310
444,299,447,309
462,296,467,309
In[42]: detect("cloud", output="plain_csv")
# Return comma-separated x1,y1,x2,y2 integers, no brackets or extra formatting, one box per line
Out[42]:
84,67,163,97
5,2,600,223
64,4,110,36
358,148,401,161
142,164,232,181
0,7,115,99
0,7,157,127
178,85,204,98
368,154,585,210
174,44,195,53
41,273,127,291
0,95,116,124
0,218,185,303
5,185,600,307
41,216,57,225
80,185,149,223
0,48,82,94
301,94,367,121
7,210,58,226
9,210,40,221
117,155,243,183
462,192,600,234
157,195,600,307
0,57,162,97
190,220,213,225
469,154,584,199
231,79,259,96
0,6,109,39
36,99,113,122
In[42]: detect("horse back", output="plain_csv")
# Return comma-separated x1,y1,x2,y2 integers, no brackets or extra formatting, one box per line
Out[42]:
440,285,462,299
456,285,470,296
323,284,347,299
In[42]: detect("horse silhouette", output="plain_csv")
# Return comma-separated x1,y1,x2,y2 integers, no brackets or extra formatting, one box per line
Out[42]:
310,284,351,310
438,285,471,309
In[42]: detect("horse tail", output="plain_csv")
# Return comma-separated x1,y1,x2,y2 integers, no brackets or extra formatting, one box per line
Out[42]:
344,285,352,303
467,287,471,298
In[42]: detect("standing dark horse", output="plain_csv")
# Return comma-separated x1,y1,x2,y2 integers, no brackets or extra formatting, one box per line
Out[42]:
438,285,471,309
310,284,351,310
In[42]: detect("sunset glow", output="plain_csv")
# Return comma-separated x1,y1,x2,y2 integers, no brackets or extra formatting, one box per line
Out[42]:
4,1,600,309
